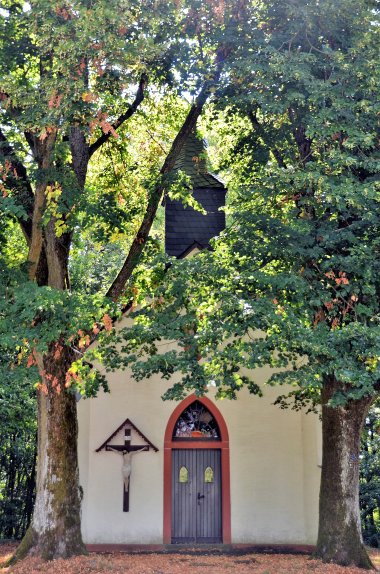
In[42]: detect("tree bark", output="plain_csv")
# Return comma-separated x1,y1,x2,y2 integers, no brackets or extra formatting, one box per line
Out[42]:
12,347,86,562
27,130,57,281
13,129,90,561
11,68,150,561
315,376,374,569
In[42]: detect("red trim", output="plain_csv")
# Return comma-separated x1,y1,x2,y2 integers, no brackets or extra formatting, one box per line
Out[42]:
163,395,231,544
86,544,315,554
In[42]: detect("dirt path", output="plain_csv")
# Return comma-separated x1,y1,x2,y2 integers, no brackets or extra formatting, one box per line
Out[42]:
1,543,379,573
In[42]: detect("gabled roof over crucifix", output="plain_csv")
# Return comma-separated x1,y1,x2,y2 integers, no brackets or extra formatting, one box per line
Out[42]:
95,418,159,452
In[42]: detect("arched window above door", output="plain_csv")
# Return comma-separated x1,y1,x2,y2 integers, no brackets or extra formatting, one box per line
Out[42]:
172,400,220,440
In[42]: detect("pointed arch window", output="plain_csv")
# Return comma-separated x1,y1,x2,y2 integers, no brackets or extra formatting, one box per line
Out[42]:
204,466,214,483
179,466,189,483
172,400,220,440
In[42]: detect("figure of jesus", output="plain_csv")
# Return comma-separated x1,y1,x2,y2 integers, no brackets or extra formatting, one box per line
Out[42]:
109,447,146,491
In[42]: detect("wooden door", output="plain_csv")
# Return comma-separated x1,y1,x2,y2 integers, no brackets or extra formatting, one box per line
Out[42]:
172,449,222,543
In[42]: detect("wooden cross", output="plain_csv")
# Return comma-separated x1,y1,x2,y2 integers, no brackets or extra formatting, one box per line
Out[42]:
96,418,159,512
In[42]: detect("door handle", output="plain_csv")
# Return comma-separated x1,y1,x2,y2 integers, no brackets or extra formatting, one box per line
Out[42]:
197,492,205,500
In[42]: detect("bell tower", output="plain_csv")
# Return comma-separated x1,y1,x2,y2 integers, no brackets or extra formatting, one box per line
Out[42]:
165,131,226,258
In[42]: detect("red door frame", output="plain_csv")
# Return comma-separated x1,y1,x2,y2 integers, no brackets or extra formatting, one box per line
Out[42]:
163,395,231,544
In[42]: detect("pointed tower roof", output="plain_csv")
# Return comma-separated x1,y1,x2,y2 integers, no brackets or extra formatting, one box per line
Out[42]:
172,131,224,189
165,131,226,258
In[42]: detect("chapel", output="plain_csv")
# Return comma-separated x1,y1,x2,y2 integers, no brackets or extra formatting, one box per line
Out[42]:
77,132,321,547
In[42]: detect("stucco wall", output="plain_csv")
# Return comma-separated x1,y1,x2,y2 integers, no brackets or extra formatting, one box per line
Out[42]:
78,355,320,545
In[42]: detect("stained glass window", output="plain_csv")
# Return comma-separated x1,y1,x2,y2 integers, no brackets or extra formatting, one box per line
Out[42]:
173,401,220,440
204,467,214,483
179,466,189,483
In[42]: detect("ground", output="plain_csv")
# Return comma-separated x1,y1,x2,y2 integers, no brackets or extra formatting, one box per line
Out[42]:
1,543,379,573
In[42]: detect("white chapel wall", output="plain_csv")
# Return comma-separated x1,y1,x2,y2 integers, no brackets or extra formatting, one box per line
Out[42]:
78,346,321,545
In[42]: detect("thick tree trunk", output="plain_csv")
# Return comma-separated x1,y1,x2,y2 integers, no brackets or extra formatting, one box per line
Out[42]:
13,347,86,561
11,76,148,560
13,128,91,561
315,376,374,569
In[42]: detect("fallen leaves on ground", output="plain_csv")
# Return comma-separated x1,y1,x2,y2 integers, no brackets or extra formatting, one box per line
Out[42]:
1,544,379,574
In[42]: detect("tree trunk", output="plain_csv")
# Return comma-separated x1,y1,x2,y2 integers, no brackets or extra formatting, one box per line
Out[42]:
315,376,374,569
13,347,86,561
12,128,91,561
11,76,149,560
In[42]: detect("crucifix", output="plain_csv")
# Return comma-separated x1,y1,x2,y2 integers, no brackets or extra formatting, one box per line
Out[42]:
96,418,159,512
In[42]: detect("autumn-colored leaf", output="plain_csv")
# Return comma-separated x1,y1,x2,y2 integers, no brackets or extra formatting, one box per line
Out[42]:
78,334,90,349
102,313,113,331
2,544,379,574
82,92,96,103
48,91,56,108
37,382,48,395
100,119,118,138
65,372,72,388
26,353,36,368
335,272,349,286
54,345,63,360
314,309,326,326
55,6,71,20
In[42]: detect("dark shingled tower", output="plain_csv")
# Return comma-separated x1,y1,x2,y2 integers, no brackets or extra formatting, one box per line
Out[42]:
165,132,226,258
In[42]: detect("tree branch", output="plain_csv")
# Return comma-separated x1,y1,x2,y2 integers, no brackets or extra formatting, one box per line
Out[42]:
248,110,286,168
287,107,313,164
27,128,57,281
0,128,50,284
106,51,228,302
0,128,34,243
88,73,148,159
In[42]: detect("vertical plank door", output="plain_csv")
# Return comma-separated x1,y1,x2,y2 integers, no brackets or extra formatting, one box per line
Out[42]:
172,449,222,543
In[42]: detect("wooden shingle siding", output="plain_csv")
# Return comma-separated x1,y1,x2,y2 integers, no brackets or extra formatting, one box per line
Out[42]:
165,188,226,257
165,131,226,258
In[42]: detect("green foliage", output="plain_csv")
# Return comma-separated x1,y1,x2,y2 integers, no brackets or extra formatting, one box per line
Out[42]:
97,0,380,410
0,0,232,393
0,1,379,556
0,348,36,539
360,399,380,547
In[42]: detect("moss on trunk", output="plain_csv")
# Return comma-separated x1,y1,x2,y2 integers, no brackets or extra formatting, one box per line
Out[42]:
315,376,374,569
15,347,87,561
